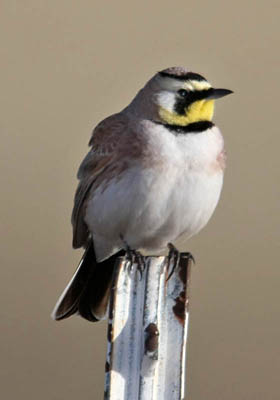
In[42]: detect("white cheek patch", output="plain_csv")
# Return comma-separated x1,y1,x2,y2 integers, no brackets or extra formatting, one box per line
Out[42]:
157,91,176,112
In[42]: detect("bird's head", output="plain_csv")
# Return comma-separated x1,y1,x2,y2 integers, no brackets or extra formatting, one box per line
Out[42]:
150,67,233,127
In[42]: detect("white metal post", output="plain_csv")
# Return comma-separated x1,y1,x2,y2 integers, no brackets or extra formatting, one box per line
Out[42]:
104,254,192,400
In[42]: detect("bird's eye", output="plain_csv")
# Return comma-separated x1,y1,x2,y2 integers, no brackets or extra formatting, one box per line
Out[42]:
177,89,188,97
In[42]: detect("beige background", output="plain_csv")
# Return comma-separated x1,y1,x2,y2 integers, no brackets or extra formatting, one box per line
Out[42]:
1,0,279,399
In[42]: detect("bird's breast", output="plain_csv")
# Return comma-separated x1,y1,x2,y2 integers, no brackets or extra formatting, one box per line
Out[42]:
146,122,226,176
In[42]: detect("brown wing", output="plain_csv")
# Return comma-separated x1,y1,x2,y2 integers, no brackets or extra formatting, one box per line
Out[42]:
71,113,127,249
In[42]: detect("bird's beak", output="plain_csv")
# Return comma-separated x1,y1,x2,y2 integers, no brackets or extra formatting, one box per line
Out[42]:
206,88,233,100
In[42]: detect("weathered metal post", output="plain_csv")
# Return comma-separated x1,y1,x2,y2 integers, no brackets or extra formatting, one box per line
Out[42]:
104,254,192,400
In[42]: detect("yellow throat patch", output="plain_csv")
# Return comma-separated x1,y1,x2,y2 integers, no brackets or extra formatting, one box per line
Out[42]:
159,99,214,126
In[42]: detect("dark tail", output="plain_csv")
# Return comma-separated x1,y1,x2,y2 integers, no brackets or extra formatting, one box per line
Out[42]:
51,242,122,322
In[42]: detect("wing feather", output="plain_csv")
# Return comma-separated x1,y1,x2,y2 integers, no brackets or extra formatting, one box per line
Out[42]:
71,113,127,248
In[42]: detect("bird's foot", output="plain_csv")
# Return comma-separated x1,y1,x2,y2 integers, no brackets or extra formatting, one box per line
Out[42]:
166,243,181,280
166,244,195,280
183,252,195,265
120,234,146,278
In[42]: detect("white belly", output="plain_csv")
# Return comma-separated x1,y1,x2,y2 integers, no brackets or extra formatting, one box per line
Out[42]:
85,164,223,259
123,166,223,253
85,124,225,260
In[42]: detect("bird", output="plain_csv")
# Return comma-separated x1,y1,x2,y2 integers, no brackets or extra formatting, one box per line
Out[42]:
52,66,232,323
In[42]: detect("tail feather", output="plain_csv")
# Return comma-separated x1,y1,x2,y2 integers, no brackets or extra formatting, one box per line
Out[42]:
51,242,123,322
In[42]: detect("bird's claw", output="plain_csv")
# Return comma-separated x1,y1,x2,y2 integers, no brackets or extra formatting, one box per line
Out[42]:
126,248,146,279
166,244,194,281
166,243,181,281
120,234,146,278
183,252,195,265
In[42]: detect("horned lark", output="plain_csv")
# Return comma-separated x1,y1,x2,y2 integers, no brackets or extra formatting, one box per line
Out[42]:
52,66,232,322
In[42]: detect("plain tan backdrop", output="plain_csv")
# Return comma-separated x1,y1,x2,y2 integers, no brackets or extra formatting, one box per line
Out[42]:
1,1,279,399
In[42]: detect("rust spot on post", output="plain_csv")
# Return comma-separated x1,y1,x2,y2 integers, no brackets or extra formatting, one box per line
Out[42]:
105,361,110,372
173,291,186,326
145,323,159,353
173,255,192,325
107,323,113,342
